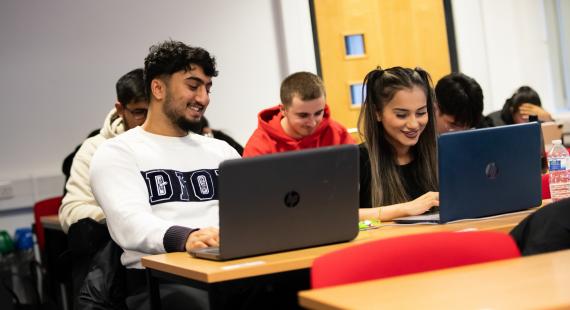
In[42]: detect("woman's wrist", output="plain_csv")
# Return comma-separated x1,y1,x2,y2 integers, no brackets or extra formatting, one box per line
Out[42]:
377,207,382,221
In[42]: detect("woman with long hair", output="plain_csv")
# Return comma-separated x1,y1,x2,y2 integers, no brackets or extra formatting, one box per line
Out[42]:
358,66,439,221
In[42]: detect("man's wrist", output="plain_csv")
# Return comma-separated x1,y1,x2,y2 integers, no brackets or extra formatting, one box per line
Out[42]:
164,226,199,252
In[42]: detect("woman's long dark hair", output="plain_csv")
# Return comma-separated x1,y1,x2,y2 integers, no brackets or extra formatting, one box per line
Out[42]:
500,86,542,124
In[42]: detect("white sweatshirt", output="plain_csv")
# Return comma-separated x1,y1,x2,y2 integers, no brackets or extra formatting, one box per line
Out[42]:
90,127,240,268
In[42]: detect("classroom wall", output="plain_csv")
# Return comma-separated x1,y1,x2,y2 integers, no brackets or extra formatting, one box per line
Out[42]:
0,0,315,233
451,0,563,115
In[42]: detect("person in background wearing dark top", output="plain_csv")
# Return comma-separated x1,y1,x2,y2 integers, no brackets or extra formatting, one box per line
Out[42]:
358,67,439,222
57,68,148,307
510,198,570,255
487,86,553,126
62,128,100,188
188,116,244,155
434,72,492,133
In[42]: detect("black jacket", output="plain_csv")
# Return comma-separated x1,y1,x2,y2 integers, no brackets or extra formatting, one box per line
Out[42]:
510,199,570,255
68,219,127,310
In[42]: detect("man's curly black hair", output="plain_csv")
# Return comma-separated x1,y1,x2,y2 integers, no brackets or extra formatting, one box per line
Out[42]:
144,40,218,101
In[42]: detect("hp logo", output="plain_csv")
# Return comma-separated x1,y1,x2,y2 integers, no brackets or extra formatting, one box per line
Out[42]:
485,162,499,179
283,191,300,208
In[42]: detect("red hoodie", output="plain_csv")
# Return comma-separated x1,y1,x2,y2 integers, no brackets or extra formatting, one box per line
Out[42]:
243,104,355,157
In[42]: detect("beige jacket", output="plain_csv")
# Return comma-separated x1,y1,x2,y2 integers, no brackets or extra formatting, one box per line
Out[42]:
59,108,125,233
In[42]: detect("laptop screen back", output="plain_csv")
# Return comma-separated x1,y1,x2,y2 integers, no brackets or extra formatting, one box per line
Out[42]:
216,144,360,260
541,122,563,151
438,122,542,223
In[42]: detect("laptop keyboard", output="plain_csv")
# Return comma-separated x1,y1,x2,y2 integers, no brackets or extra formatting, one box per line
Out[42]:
424,206,440,214
199,247,220,254
393,211,440,223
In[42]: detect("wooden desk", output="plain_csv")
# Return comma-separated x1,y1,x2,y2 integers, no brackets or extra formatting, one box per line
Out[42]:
40,214,63,231
141,209,536,309
299,249,570,309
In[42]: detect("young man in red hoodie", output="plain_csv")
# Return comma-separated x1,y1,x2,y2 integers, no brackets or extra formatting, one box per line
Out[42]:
243,71,355,157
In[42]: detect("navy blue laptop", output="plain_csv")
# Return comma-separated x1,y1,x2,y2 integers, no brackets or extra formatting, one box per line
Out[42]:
395,122,542,223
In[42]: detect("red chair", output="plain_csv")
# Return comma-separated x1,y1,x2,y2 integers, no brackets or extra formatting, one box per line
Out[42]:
311,231,520,289
32,196,74,308
33,196,63,251
542,174,551,199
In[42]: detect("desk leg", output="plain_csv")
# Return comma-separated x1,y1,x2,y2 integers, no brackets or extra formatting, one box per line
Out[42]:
207,287,223,310
207,268,310,309
146,269,161,310
43,226,72,309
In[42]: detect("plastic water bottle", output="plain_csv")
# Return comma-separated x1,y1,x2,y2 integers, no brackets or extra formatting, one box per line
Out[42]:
548,140,570,201
12,227,38,306
0,230,15,286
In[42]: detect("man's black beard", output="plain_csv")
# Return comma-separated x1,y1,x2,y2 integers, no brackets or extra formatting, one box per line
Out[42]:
163,91,205,134
175,116,203,134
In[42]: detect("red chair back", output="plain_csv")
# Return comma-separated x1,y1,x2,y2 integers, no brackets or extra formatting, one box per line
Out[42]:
542,174,551,199
311,231,520,289
33,196,63,251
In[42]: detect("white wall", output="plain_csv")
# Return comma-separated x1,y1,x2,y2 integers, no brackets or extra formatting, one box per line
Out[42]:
451,0,563,115
0,0,316,232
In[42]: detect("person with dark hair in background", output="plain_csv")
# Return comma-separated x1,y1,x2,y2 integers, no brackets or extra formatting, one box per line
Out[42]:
434,72,491,133
59,68,148,233
487,86,553,126
358,66,439,222
90,40,239,309
58,69,148,306
243,71,354,157
187,116,244,155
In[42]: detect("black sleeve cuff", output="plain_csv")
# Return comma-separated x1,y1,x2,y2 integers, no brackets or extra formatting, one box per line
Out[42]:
163,226,199,252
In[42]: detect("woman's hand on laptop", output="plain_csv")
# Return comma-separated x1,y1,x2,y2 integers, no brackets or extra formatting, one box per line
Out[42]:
185,227,220,252
404,191,440,216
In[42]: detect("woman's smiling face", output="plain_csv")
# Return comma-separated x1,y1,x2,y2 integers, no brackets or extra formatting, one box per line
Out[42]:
378,86,428,155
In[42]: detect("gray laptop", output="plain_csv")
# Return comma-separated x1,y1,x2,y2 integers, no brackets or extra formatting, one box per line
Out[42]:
395,122,542,224
190,144,360,260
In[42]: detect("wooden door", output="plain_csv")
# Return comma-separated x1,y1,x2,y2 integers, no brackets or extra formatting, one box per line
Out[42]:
312,0,452,138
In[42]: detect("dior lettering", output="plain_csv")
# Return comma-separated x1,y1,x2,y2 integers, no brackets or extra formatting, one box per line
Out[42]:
156,175,169,195
144,171,173,203
142,169,219,205
175,171,190,201
190,171,215,200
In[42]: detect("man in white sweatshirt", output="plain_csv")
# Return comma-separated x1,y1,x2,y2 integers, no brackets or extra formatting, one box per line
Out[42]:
90,40,240,309
59,68,148,232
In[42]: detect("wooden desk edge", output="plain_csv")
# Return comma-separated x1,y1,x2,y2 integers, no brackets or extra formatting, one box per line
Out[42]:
40,214,64,231
141,206,545,284
141,252,320,283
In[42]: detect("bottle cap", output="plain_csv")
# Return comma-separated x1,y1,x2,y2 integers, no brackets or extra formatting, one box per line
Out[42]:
14,227,33,250
0,230,14,254
552,139,562,145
